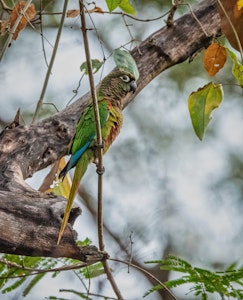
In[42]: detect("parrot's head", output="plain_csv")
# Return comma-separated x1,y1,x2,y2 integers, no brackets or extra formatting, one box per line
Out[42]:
99,70,137,104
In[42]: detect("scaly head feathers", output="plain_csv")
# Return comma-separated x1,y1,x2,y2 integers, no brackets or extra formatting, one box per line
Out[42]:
98,70,137,105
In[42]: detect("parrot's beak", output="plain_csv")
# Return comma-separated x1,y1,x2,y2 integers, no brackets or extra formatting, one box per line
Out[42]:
130,80,137,93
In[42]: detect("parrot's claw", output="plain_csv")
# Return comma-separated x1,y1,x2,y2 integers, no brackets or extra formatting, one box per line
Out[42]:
96,166,105,175
95,140,105,149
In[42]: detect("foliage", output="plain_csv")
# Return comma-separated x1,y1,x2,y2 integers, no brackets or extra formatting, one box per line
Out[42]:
80,59,103,75
145,255,243,299
0,238,105,298
188,82,223,140
188,42,243,140
105,0,136,15
187,0,243,140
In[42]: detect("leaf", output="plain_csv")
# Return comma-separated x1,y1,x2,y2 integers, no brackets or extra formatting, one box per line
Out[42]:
80,59,103,74
66,10,80,18
106,0,135,14
40,158,71,198
113,48,139,80
49,158,72,199
106,0,121,12
118,0,136,15
217,0,243,52
9,1,36,40
237,0,243,10
203,43,227,76
227,48,243,86
234,0,243,18
87,6,104,14
188,82,223,140
82,262,104,279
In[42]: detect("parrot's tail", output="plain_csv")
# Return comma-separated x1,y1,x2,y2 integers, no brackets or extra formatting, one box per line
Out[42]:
57,150,92,244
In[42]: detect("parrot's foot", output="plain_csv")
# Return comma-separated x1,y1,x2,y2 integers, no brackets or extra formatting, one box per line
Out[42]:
96,166,105,175
94,140,105,149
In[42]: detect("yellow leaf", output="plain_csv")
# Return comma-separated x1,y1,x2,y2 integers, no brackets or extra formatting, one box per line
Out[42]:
236,0,243,10
203,43,227,76
43,157,71,199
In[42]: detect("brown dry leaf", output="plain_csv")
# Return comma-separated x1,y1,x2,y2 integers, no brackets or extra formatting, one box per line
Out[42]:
203,43,227,76
217,0,243,52
87,6,104,14
66,9,80,18
66,6,103,18
9,1,36,40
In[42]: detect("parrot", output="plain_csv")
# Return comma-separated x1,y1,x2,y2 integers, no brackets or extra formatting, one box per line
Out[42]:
57,49,139,244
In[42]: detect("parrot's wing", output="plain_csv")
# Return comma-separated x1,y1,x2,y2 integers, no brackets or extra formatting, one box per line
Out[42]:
57,100,111,244
59,101,110,179
72,100,110,157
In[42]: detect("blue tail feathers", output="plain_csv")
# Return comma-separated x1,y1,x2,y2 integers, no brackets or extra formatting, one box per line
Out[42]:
59,140,92,179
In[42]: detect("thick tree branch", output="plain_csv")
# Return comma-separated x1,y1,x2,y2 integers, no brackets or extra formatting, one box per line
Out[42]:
0,0,220,259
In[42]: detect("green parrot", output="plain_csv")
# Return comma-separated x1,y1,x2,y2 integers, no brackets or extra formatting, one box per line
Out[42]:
57,50,139,244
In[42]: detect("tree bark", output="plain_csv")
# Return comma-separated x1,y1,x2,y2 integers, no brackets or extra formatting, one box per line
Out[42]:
0,0,220,259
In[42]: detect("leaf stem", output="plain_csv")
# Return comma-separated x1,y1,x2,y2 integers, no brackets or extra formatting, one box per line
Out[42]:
31,0,69,123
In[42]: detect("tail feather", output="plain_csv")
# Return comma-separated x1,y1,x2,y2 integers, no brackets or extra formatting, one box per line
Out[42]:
57,151,91,244
59,140,92,180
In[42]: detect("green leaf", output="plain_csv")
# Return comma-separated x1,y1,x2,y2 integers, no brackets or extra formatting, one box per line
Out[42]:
106,0,121,12
82,262,104,279
188,82,223,140
113,48,139,80
106,0,135,14
119,0,136,14
227,48,243,87
80,59,103,75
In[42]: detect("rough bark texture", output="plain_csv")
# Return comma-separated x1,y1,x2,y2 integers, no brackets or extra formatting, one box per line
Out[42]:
0,0,220,260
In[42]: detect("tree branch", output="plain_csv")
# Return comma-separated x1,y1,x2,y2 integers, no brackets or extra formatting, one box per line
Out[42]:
0,0,220,259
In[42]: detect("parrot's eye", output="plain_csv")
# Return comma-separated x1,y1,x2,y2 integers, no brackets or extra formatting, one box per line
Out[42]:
120,75,130,82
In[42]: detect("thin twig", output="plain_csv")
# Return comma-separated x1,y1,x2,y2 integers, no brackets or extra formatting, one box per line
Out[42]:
31,0,69,123
0,258,88,279
39,0,49,68
109,258,178,300
79,0,104,251
0,0,11,10
80,2,124,299
59,289,118,300
40,9,171,23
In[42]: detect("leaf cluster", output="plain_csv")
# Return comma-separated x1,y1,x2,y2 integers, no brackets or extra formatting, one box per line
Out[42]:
0,254,58,296
0,239,105,298
145,255,243,299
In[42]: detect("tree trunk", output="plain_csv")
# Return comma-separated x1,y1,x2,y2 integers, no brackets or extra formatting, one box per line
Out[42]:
0,0,220,260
